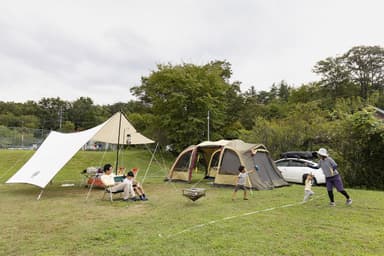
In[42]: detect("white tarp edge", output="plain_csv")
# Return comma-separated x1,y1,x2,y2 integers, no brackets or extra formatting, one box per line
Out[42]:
6,122,105,188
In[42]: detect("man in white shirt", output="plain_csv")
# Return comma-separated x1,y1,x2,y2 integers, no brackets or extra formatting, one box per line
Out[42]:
100,164,135,201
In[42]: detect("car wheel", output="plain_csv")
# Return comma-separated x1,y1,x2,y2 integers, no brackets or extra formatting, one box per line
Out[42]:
312,177,317,186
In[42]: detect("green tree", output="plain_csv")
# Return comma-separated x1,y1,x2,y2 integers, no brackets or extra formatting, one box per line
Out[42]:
127,112,155,135
276,80,291,102
0,125,14,148
313,45,384,100
240,87,260,130
0,112,19,127
241,101,330,159
344,46,384,99
313,56,353,98
68,97,99,130
38,97,70,130
131,61,239,152
335,107,384,189
288,82,323,104
60,121,75,132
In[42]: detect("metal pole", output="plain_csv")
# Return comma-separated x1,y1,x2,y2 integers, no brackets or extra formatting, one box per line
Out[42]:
59,106,63,129
115,112,122,174
37,190,44,200
207,110,210,141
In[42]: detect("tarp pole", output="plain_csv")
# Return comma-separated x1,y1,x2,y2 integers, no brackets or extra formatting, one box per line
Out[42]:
85,175,97,201
141,142,159,184
115,111,122,174
37,190,44,200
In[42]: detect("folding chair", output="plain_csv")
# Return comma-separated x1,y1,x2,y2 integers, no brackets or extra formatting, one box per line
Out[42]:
102,185,124,202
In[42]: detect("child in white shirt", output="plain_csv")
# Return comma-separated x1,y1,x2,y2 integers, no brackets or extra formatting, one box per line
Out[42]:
303,174,315,202
232,165,255,201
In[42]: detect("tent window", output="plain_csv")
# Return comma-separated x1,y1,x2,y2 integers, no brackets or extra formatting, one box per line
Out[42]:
174,150,192,172
220,149,241,175
210,151,220,168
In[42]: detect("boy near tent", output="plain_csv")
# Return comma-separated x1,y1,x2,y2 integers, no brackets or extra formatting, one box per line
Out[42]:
303,174,315,202
125,171,148,201
232,165,255,201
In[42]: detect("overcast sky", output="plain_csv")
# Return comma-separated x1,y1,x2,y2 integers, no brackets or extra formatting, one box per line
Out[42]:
1,0,383,105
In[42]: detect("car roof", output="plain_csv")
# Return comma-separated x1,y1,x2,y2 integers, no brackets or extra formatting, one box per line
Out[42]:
275,158,317,164
280,151,317,160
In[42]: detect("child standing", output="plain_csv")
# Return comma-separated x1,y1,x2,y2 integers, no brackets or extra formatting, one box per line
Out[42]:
303,174,315,202
232,165,255,201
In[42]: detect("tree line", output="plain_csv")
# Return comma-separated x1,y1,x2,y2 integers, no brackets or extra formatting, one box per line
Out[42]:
1,45,383,189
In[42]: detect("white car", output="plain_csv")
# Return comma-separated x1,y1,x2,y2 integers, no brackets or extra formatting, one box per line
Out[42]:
275,158,325,185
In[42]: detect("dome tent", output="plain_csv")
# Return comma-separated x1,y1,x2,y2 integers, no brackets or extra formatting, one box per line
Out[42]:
166,139,288,190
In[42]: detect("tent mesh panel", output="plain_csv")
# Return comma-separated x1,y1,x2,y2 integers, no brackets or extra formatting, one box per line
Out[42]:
220,149,241,175
174,150,192,172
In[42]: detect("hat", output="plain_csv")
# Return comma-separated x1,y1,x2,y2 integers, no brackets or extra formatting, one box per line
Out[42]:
317,148,328,157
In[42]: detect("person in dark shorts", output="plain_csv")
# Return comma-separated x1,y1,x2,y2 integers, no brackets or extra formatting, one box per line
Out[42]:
232,165,255,201
316,148,352,206
126,171,148,201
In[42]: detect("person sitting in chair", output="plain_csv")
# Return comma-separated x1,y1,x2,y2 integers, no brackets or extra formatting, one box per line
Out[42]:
125,171,148,201
100,164,135,201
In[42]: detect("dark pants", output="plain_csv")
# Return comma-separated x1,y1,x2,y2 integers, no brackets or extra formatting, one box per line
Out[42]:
234,184,246,192
326,174,344,192
326,174,350,202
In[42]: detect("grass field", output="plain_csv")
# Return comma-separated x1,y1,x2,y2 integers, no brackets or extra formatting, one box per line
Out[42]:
0,149,383,256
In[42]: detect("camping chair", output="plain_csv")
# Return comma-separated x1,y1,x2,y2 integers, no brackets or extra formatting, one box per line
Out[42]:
101,176,125,202
102,185,124,202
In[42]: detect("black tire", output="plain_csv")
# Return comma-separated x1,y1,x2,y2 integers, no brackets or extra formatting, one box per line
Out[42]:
312,177,317,186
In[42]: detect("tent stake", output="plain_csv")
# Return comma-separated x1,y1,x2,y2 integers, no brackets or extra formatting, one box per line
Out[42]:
37,190,44,200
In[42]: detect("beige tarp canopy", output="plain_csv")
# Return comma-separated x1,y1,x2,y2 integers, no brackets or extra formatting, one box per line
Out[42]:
91,112,153,145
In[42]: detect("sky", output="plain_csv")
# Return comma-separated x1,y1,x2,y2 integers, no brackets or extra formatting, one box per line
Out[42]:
1,0,383,105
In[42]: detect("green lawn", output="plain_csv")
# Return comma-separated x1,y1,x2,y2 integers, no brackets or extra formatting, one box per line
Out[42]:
0,149,383,256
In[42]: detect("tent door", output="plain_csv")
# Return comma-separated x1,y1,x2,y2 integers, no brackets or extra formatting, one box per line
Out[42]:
206,149,221,178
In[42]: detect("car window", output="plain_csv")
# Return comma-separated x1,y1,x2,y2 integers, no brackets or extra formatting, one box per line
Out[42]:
290,160,305,167
275,160,289,167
